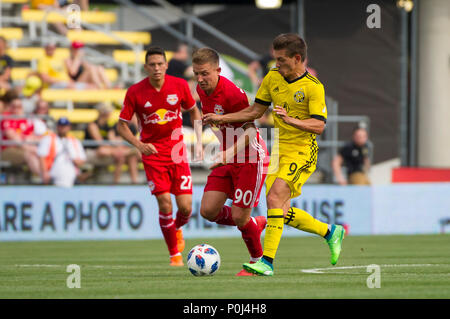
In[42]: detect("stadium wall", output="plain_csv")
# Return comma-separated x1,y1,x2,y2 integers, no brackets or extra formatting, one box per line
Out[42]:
0,184,449,241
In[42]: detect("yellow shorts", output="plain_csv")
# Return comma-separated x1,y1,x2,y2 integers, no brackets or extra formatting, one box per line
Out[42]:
265,152,316,199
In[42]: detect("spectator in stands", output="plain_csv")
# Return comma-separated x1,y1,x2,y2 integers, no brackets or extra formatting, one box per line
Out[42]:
38,42,75,89
21,75,43,113
167,42,191,80
84,103,139,184
65,41,111,89
0,90,41,178
332,126,371,185
0,36,13,93
38,117,86,187
30,0,69,35
32,99,51,136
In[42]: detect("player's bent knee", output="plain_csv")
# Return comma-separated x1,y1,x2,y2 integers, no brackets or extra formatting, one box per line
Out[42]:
200,207,218,222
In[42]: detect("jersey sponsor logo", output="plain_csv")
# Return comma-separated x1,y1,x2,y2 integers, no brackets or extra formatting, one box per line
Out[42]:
144,101,152,108
143,109,179,125
166,94,179,106
294,89,305,103
214,104,224,115
148,180,155,191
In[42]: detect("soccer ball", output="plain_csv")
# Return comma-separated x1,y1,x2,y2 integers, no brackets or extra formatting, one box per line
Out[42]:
186,244,221,276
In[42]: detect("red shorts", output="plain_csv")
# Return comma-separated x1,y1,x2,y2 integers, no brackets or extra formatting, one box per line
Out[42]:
204,161,268,209
143,160,192,196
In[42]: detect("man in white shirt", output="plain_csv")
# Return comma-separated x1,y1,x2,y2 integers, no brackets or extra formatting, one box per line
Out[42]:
38,117,86,187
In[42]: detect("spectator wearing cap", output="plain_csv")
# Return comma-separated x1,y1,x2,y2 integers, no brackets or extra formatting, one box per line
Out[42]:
0,36,13,94
64,41,111,89
84,103,139,184
37,117,86,187
21,75,43,114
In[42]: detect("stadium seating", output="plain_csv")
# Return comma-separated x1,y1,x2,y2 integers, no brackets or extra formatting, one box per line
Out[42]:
113,50,173,64
0,28,23,47
11,67,118,82
67,30,151,46
41,88,126,105
7,47,69,61
48,108,121,124
0,0,27,3
21,9,117,25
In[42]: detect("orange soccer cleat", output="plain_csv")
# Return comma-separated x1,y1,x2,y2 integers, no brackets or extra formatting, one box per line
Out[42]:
235,268,257,276
176,228,185,253
170,254,184,267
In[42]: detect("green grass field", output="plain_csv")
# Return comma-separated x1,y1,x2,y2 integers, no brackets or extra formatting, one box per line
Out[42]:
0,234,449,299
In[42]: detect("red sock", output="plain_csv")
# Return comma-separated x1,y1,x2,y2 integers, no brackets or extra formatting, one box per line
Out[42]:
238,217,263,259
213,205,236,226
159,212,178,256
175,210,191,229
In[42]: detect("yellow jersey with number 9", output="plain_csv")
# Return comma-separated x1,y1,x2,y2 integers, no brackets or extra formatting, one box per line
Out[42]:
255,69,327,155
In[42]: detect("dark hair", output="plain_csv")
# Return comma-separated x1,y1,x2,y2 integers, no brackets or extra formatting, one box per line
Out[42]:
192,47,219,66
0,89,19,104
272,33,307,62
145,46,166,64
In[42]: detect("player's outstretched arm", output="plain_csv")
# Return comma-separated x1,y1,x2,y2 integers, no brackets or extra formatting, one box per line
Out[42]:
116,119,157,156
202,102,268,126
210,123,257,170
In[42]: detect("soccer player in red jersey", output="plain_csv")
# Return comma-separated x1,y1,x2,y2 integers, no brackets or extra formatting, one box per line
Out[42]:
117,47,203,267
192,48,270,276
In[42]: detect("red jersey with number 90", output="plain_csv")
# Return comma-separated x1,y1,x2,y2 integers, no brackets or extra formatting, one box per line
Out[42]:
120,75,196,164
197,76,268,164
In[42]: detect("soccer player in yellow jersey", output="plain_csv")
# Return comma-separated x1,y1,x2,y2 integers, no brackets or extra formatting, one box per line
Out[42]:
203,33,345,276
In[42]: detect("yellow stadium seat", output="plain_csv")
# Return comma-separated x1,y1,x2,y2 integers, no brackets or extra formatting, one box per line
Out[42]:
42,89,126,103
69,130,85,140
67,30,151,45
7,47,69,61
11,67,118,82
21,9,117,24
113,50,173,64
1,0,28,4
0,28,23,40
49,108,121,124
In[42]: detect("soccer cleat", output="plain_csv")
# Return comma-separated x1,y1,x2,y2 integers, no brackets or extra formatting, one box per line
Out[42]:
243,258,274,276
170,254,184,267
176,228,185,253
326,225,345,265
235,269,257,276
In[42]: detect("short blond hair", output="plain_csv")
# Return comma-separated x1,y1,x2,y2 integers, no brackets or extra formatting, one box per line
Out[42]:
192,47,219,66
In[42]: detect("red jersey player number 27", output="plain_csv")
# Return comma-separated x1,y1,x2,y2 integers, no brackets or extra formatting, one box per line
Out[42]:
120,74,196,165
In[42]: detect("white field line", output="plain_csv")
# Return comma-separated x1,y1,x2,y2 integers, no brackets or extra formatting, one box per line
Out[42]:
301,263,442,274
11,264,149,269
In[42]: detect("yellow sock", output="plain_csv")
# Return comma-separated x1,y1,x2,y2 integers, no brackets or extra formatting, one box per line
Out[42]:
284,207,329,237
263,208,285,260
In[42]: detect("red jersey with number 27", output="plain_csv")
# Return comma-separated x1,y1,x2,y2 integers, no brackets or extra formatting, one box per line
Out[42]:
120,74,196,164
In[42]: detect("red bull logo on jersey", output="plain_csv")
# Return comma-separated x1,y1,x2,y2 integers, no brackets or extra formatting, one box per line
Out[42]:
166,94,179,106
214,104,224,115
143,109,180,125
